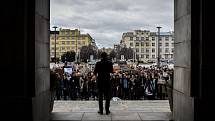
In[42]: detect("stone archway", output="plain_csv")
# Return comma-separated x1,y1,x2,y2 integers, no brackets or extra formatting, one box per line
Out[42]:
2,0,214,121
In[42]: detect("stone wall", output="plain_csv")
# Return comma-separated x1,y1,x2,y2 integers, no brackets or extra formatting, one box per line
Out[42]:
1,0,50,121
33,0,50,121
173,0,194,120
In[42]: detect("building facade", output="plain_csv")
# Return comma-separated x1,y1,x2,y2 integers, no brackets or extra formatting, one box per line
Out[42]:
50,28,94,59
121,30,174,62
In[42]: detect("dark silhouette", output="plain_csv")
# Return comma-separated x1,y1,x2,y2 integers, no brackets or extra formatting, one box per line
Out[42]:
94,52,113,115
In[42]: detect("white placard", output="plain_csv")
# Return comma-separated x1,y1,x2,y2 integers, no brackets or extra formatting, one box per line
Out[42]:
121,55,124,61
64,67,73,74
90,55,94,61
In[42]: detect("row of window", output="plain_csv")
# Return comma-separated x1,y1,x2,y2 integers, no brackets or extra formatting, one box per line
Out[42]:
51,41,86,45
51,36,86,40
60,31,76,35
51,47,81,50
137,54,173,59
129,37,173,41
134,48,174,53
130,42,174,47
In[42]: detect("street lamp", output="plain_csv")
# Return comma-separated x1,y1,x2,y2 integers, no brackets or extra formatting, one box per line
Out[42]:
75,30,78,63
157,26,162,68
53,26,58,64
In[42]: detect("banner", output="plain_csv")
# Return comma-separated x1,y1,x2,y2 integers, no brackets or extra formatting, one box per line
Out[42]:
64,67,73,74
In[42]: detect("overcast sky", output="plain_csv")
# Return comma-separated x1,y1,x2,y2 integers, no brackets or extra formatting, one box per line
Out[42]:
50,0,174,48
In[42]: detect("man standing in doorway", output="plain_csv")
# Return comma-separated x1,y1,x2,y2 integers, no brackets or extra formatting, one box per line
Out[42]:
94,52,113,115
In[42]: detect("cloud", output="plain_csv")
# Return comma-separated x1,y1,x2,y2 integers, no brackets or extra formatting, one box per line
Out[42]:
51,0,174,48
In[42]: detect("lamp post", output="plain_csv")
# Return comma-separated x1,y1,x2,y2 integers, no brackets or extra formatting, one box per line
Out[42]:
75,30,78,63
132,37,136,64
157,26,162,68
53,26,58,64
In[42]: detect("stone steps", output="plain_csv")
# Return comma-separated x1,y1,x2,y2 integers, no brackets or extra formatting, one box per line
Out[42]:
51,100,172,121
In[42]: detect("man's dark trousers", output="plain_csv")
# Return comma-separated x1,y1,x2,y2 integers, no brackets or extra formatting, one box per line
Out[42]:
98,79,111,112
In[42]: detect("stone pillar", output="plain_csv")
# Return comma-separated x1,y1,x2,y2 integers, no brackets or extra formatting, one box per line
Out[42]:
174,0,193,120
1,0,50,121
33,0,50,121
174,0,214,120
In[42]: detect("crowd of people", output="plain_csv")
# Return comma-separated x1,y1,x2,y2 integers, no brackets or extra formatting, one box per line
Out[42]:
50,64,174,101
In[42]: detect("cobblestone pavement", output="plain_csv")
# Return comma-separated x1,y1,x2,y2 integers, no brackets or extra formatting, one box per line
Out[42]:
51,100,172,121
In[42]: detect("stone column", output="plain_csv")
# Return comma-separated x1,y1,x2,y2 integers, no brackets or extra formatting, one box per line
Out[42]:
1,0,50,121
174,0,214,120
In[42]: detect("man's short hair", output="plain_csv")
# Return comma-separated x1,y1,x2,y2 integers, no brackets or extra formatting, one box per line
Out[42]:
101,52,108,59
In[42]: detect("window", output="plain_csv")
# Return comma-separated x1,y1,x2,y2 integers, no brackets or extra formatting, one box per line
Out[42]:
141,42,144,46
141,37,144,41
62,37,65,40
146,48,149,53
71,41,75,44
51,47,55,50
141,54,144,58
130,37,133,41
56,47,59,50
165,48,169,53
56,52,59,57
152,48,155,53
141,48,144,53
130,42,133,47
159,48,162,53
165,43,169,47
51,42,55,45
152,43,155,46
146,54,149,59
152,55,155,58
135,42,139,46
136,37,140,41
67,41,70,45
62,47,65,50
159,43,162,46
78,41,81,45
172,48,174,53
152,37,155,41
136,48,139,52
146,37,149,41
62,41,65,44
165,37,169,41
82,41,85,45
67,37,70,40
172,43,174,47
146,42,149,46
165,55,168,59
